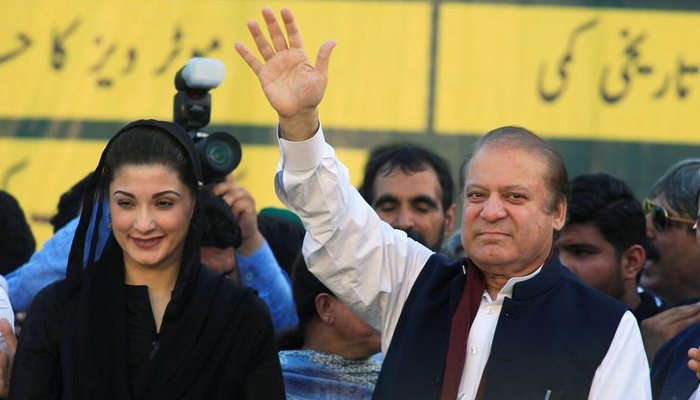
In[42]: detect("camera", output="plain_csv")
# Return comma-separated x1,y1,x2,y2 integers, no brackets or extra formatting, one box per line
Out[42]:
174,57,242,185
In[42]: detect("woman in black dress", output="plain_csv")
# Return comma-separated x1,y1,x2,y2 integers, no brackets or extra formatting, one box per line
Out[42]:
9,120,285,400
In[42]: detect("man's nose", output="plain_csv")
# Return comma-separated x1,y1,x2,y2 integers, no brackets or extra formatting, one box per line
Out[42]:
480,196,507,221
394,207,414,230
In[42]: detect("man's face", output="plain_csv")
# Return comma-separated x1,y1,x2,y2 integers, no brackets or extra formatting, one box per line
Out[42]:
640,195,700,302
555,223,625,300
201,246,239,283
372,165,455,252
330,296,382,359
461,146,566,273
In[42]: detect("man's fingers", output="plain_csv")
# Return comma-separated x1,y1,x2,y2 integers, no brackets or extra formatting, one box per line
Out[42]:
315,40,336,78
670,303,700,318
652,304,700,324
247,20,276,62
262,6,289,54
235,42,263,76
281,8,303,49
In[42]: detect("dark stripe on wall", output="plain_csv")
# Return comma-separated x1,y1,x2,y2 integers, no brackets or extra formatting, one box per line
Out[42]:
2,118,699,199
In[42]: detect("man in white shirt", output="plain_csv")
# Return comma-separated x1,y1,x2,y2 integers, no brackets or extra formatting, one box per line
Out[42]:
235,7,651,399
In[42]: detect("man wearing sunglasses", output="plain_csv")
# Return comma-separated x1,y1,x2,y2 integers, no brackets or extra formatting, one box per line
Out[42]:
637,159,700,364
640,159,700,303
555,173,658,323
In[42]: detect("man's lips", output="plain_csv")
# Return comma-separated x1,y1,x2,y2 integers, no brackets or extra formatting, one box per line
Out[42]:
476,231,509,237
131,236,164,249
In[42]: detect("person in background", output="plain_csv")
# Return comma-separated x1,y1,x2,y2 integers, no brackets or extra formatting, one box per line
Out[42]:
204,184,298,331
651,184,700,400
555,173,658,323
358,144,456,253
257,207,306,276
278,255,382,399
0,191,35,276
49,173,92,233
638,159,700,363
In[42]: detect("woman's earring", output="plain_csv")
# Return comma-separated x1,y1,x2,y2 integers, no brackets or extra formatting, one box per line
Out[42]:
108,215,112,230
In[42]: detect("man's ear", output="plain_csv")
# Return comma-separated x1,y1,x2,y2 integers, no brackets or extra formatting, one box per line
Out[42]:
443,204,457,238
620,244,646,281
552,199,567,231
314,293,335,325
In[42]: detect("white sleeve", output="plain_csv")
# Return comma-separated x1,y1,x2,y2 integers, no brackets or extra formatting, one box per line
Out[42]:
275,126,433,353
588,311,651,399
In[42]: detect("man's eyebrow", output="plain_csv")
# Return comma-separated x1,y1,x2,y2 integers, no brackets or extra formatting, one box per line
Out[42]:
373,194,398,207
464,183,486,191
411,195,438,208
501,185,531,192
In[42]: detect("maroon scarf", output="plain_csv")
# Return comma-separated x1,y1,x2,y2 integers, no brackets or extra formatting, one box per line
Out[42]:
438,260,487,400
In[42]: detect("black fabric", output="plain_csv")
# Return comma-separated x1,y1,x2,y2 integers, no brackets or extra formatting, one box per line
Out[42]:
9,120,284,400
124,285,158,387
373,253,627,400
633,290,661,324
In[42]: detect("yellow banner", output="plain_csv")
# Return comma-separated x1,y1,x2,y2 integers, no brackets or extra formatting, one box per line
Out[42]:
0,0,430,132
436,4,700,143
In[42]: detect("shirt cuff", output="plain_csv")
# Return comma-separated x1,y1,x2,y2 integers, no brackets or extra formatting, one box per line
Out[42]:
278,123,326,172
236,240,278,285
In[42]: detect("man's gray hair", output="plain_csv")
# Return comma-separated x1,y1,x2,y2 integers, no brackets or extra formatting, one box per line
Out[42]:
650,158,700,217
462,126,570,212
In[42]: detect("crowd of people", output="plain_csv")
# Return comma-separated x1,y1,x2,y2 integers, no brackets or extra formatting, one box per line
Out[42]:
1,6,700,400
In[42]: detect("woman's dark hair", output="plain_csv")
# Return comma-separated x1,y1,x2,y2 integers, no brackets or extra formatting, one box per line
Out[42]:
102,126,199,197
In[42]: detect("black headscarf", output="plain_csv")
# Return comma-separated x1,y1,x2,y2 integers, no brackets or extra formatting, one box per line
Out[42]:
59,120,283,400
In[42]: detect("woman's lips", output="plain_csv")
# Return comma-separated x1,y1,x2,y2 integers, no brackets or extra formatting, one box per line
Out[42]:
131,236,164,249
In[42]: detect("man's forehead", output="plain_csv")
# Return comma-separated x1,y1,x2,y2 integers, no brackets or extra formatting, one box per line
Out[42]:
374,165,442,197
465,146,549,187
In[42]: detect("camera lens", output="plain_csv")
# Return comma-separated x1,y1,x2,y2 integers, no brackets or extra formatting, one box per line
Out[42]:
196,132,242,183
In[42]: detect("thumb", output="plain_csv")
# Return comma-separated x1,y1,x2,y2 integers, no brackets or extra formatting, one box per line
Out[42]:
315,40,336,79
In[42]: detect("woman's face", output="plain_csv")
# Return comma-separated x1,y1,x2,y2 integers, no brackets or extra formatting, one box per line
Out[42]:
109,164,195,273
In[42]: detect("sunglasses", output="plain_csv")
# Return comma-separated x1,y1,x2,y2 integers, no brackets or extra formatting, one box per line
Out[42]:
642,199,696,232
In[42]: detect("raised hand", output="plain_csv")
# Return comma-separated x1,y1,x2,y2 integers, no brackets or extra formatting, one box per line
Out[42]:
235,7,335,141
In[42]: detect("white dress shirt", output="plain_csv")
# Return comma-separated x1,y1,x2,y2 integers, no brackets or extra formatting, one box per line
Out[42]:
276,126,651,399
691,386,700,399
